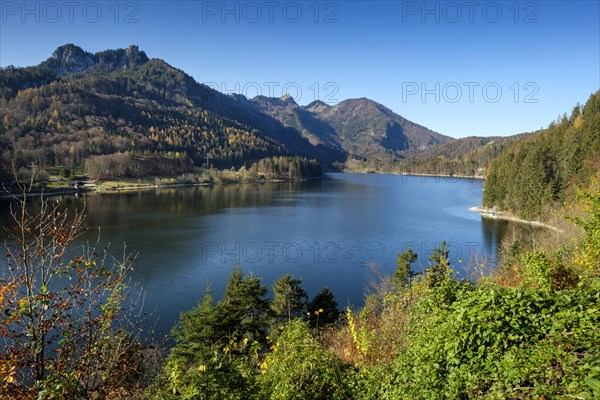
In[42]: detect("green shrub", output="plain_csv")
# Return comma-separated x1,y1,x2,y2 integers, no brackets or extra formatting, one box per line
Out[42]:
569,188,600,280
259,320,352,400
377,280,600,399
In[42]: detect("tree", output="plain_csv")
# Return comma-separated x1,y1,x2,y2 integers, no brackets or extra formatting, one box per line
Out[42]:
426,241,451,287
271,274,307,324
307,288,339,328
169,267,269,367
0,188,142,398
159,268,270,399
60,167,72,179
392,248,418,290
161,288,257,400
483,90,600,219
220,266,269,342
169,289,220,366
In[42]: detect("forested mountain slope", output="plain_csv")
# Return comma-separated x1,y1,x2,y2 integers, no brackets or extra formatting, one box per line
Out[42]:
483,90,600,219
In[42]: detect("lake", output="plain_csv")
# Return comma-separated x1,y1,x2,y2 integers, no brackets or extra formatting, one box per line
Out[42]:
1,173,517,338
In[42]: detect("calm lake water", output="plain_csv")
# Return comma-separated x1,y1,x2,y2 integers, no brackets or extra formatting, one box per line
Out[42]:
1,173,517,338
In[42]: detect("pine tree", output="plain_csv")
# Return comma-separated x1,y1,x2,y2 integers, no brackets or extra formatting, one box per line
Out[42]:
426,241,451,288
220,266,269,342
271,274,307,324
392,248,418,290
307,288,339,328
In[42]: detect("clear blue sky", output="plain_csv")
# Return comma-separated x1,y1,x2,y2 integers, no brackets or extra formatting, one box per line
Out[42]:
1,0,598,138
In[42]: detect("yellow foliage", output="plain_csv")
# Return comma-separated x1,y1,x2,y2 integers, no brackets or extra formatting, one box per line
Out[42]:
573,114,584,129
0,356,17,390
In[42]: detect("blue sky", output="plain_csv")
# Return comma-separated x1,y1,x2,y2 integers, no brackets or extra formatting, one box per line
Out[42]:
1,0,598,138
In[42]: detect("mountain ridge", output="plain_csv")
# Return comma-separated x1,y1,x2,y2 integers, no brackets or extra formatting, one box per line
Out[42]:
41,44,150,75
1,44,482,179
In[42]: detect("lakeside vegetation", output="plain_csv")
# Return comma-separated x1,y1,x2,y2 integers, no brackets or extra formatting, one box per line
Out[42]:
0,156,323,197
94,155,322,187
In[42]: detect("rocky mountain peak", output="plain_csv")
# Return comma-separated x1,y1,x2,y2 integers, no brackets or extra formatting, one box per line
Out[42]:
43,44,149,75
46,44,95,74
95,45,149,71
304,100,332,114
280,93,297,105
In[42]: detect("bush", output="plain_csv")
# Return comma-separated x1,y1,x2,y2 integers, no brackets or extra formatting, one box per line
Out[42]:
259,320,352,400
377,281,600,399
569,188,600,280
0,191,144,399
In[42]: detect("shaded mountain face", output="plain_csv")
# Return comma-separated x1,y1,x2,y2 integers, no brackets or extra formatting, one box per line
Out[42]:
308,98,452,160
1,44,453,174
249,95,344,152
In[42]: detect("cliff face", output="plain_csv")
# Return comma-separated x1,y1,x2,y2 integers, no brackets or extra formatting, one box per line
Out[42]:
41,44,150,75
43,44,96,74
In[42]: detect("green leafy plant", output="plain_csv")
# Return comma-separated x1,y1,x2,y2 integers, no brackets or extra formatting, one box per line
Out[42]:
259,320,352,400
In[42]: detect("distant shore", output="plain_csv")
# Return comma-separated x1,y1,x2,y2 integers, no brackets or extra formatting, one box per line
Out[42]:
342,170,485,180
469,206,563,232
0,186,81,199
401,172,485,180
0,176,320,199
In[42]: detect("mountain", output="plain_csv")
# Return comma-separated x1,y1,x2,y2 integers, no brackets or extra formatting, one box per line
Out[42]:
0,54,287,173
0,44,150,99
250,95,452,162
41,44,150,76
1,44,453,179
308,98,451,161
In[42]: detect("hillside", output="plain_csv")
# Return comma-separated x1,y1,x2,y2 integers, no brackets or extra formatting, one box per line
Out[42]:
398,134,529,176
483,90,600,219
0,44,452,180
252,96,452,162
343,134,527,176
308,98,451,161
0,46,290,176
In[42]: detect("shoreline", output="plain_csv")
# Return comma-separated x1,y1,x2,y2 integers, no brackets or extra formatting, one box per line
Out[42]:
95,181,211,194
342,170,485,180
0,187,81,199
0,177,321,199
469,206,563,232
401,172,484,180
